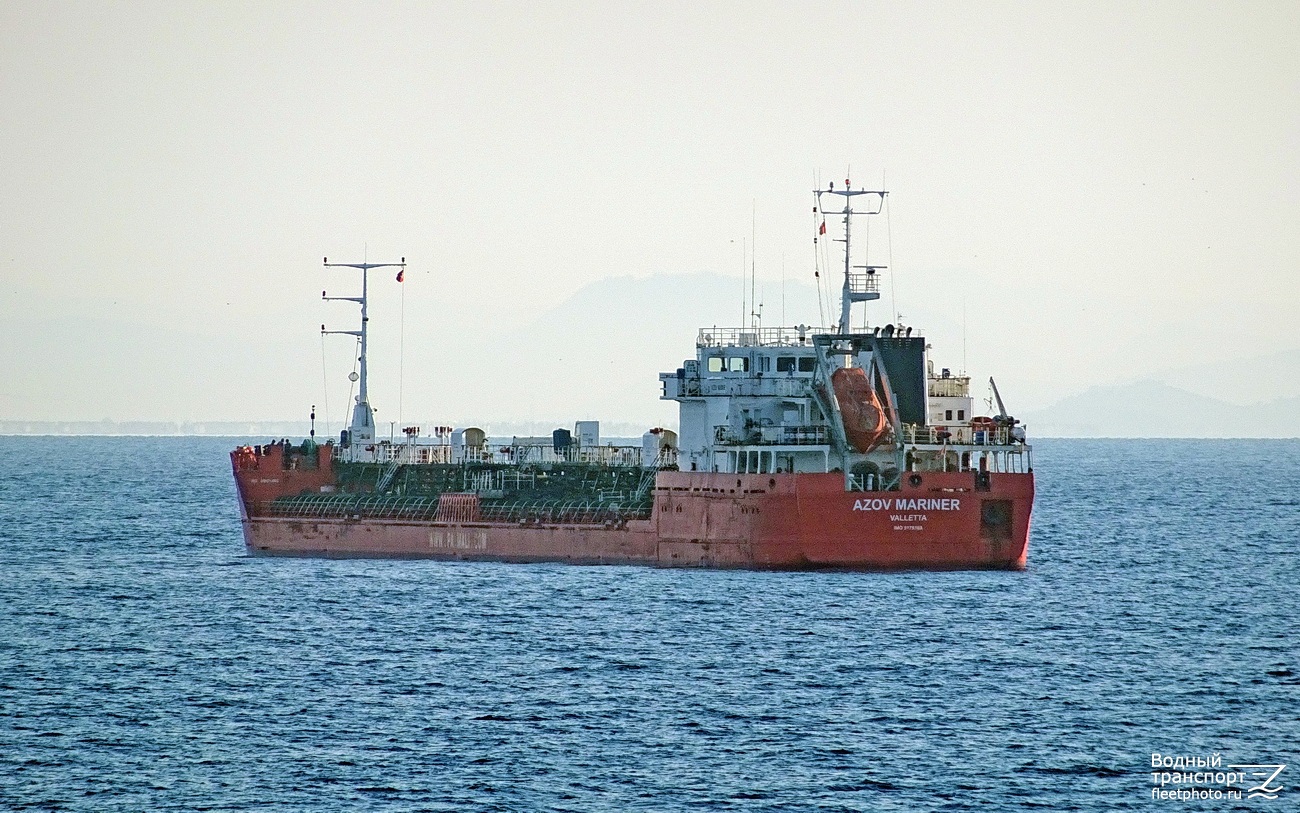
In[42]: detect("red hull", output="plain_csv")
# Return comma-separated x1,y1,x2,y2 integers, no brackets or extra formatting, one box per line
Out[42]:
232,448,1032,570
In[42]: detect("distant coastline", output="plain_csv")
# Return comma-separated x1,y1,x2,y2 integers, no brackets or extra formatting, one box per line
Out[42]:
3,420,1297,440
0,419,663,438
0,421,312,437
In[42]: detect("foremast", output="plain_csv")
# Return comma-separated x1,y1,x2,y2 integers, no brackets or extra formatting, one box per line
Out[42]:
322,256,405,462
814,179,886,333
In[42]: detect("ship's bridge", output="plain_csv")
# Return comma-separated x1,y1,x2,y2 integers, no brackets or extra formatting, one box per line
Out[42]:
658,323,1029,485
661,325,842,475
655,177,1031,488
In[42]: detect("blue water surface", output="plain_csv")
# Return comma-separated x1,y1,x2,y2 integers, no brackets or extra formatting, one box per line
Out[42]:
0,436,1296,811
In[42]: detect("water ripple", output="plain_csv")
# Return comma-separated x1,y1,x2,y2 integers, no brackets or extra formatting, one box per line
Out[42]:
0,436,1296,811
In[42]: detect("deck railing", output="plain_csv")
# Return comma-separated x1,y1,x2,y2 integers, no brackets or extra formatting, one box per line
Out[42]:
927,377,971,398
847,271,880,297
903,424,1015,446
364,440,666,468
715,425,829,446
696,326,833,348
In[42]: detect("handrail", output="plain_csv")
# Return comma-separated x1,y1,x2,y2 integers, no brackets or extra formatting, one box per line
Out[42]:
356,441,660,468
696,326,834,348
713,425,829,446
902,424,1016,446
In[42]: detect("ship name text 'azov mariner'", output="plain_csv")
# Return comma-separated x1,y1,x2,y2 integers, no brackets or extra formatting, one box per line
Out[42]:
231,179,1035,569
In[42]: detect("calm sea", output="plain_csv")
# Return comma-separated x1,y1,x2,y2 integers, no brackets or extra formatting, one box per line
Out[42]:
1,437,1296,811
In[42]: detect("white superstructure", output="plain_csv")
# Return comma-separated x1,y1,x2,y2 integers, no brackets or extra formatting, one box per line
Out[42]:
659,179,1032,487
927,364,974,436
661,326,836,475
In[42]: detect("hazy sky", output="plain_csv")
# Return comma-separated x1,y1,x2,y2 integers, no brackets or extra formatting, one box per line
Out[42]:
3,1,1297,429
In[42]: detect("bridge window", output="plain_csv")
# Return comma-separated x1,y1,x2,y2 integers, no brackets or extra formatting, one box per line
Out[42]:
798,357,816,372
727,357,749,373
707,356,724,372
958,409,965,420
777,356,796,372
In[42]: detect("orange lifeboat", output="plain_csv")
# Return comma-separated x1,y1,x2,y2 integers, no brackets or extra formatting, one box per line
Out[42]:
831,367,890,453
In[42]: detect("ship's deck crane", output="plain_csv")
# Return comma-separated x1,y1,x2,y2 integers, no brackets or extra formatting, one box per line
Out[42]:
989,376,1026,442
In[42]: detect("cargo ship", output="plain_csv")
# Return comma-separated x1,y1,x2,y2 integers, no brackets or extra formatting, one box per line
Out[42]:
231,181,1034,569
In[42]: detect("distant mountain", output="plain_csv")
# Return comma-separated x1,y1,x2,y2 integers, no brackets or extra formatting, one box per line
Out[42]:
1022,379,1298,438
1142,347,1300,406
9,270,1291,440
460,272,828,428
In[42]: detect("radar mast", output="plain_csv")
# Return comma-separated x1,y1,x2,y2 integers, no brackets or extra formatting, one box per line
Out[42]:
322,256,406,459
814,179,886,333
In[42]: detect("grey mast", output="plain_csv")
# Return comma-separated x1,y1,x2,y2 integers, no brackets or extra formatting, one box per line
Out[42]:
814,179,886,334
322,256,406,462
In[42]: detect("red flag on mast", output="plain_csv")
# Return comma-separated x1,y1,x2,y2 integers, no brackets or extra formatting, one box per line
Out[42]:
819,220,827,235
396,269,404,282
